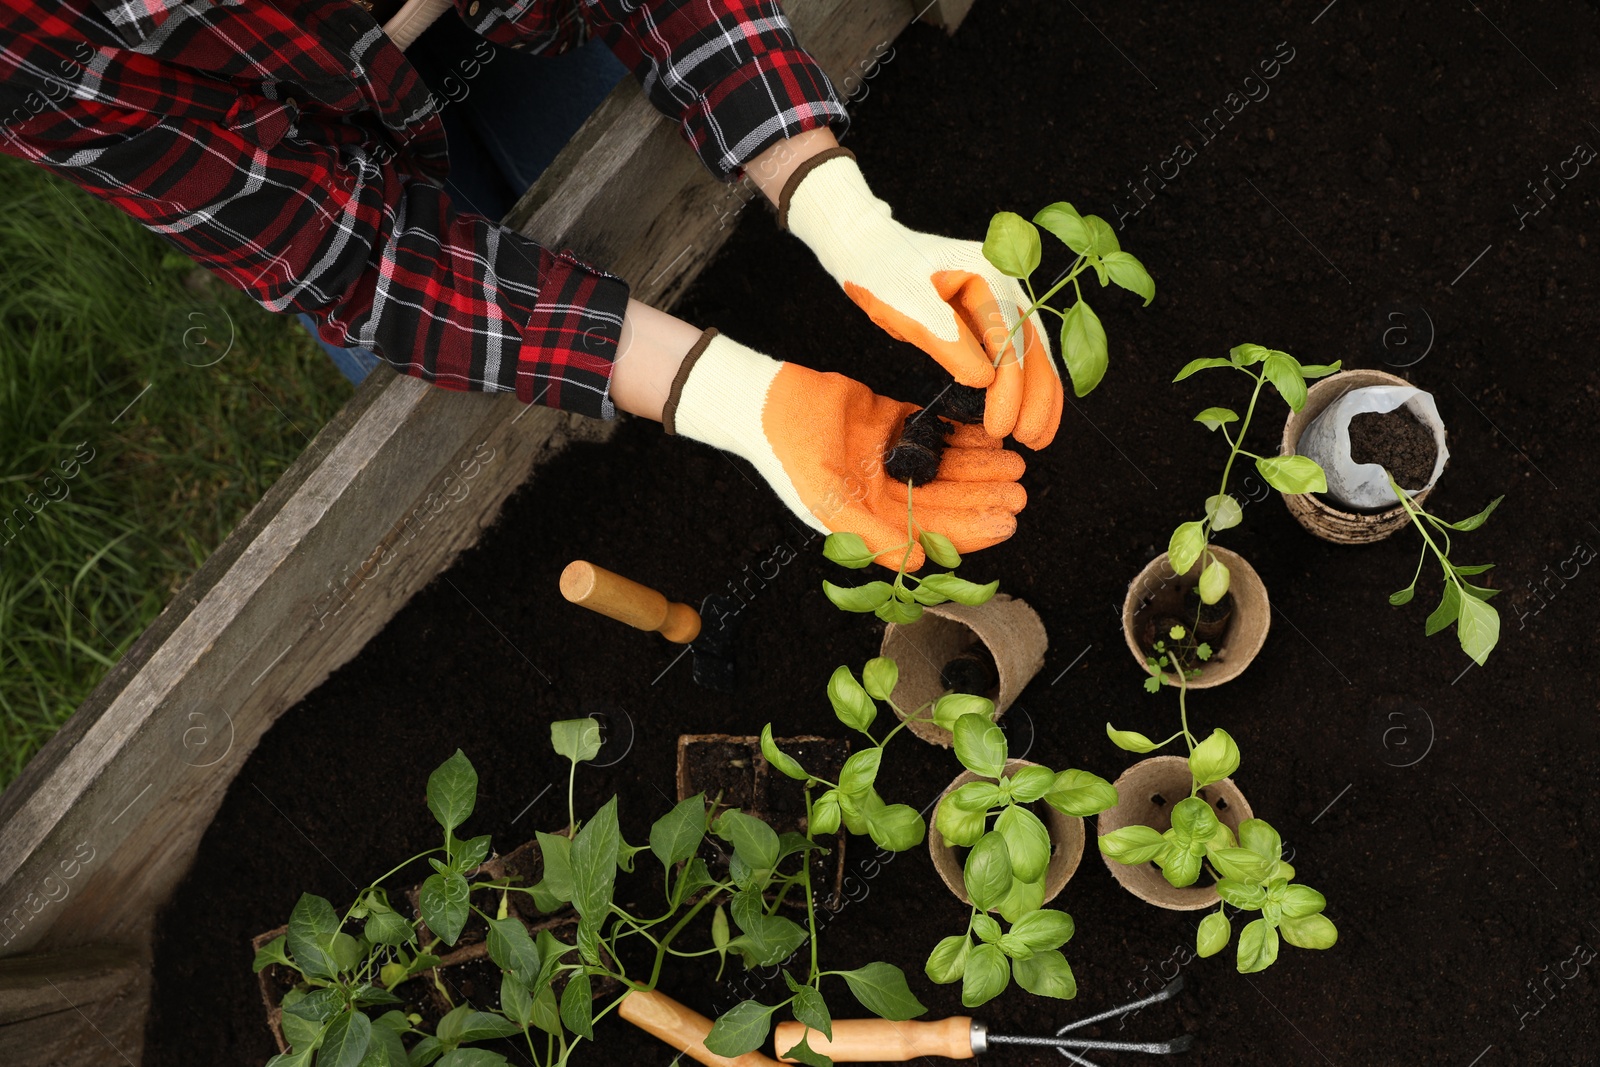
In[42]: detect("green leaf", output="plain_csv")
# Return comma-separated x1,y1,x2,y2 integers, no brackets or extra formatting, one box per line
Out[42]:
918,531,962,569
1425,581,1462,636
822,580,894,613
1262,351,1308,411
1033,202,1091,253
1205,496,1243,535
981,211,1042,278
1389,585,1416,606
265,1051,316,1067
952,714,1008,779
1457,592,1500,666
995,875,1047,924
407,1036,443,1067
1099,825,1167,865
280,1007,327,1054
1443,495,1503,532
1169,797,1220,849
783,974,832,1041
1279,884,1328,919
961,943,1011,1008
570,797,621,924
1297,361,1343,378
500,974,533,1029
1454,563,1496,576
534,832,574,905
360,1022,408,1067
1007,766,1057,803
934,796,989,847
437,1006,522,1046
778,1033,832,1067
1161,844,1203,888
1168,520,1207,576
1280,912,1339,950
485,917,541,980
1207,847,1273,883
822,532,876,569
728,907,807,967
1193,407,1239,432
1237,820,1282,864
1060,300,1108,397
550,719,602,764
451,834,492,873
1105,723,1160,753
559,971,594,1040
933,693,995,731
1237,918,1280,973
321,1011,372,1067
995,804,1051,883
1190,728,1241,787
1081,214,1120,256
714,809,781,873
1100,251,1155,305
837,748,883,799
837,961,926,1021
972,914,1003,944
1174,357,1234,382
875,597,923,624
926,935,972,984
916,573,999,606
1216,879,1268,910
963,831,1014,911
420,873,470,946
827,666,877,732
866,802,926,852
1008,910,1075,952
1255,455,1327,495
286,894,341,980
1229,343,1271,367
426,750,478,834
1043,769,1118,817
1012,948,1077,1000
529,985,562,1037
1197,911,1231,957
1198,558,1231,605
252,934,294,974
861,657,900,702
437,1052,508,1067
650,793,710,872
705,1001,777,1057
810,790,843,837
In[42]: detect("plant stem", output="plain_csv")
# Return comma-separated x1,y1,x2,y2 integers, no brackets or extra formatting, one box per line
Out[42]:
804,787,822,981
1207,368,1268,543
567,760,578,839
1391,474,1466,599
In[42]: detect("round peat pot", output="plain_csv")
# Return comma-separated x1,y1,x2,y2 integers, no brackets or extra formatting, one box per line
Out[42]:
880,594,1047,746
927,760,1084,909
1097,756,1254,911
1280,369,1440,544
1121,547,1268,688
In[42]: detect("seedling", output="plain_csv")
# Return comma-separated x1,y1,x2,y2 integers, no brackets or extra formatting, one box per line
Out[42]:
821,498,997,623
1167,344,1340,608
980,202,1156,397
1099,642,1337,974
1142,622,1212,690
1387,474,1503,666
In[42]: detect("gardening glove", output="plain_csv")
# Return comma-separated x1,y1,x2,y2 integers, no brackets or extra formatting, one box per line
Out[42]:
779,150,1063,449
662,330,1027,570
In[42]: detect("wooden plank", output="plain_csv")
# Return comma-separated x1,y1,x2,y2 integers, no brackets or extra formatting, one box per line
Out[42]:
0,0,926,1060
919,0,976,34
0,945,146,1066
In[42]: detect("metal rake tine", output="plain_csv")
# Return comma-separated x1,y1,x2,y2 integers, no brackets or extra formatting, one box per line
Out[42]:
1055,975,1186,1035
991,1034,1193,1055
1052,1047,1103,1067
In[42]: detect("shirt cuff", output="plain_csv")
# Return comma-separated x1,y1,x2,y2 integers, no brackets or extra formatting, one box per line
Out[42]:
689,49,849,181
505,245,631,419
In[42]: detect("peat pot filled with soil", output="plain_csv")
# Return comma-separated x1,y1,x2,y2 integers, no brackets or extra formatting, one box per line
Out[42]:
927,760,1085,911
1280,369,1449,543
1121,546,1269,688
1096,756,1254,911
879,594,1047,745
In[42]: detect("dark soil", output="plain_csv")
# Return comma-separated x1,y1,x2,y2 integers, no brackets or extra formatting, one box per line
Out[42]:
1349,408,1439,488
147,3,1600,1066
1184,587,1235,643
883,411,947,484
941,647,999,696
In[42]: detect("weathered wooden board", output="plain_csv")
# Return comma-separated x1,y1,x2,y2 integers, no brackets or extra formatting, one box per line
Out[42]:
919,0,977,34
0,1,930,1062
0,946,146,1064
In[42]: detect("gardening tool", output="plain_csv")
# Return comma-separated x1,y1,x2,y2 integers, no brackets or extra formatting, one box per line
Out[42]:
774,976,1192,1066
559,560,741,692
619,989,783,1067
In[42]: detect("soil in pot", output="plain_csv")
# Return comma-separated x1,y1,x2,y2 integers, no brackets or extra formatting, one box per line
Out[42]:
939,645,999,697
1183,587,1234,644
1347,408,1439,491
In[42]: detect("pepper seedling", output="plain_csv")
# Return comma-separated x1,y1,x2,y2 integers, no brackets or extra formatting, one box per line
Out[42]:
980,202,1156,397
821,495,997,624
1099,639,1338,974
1386,474,1503,666
1167,344,1340,606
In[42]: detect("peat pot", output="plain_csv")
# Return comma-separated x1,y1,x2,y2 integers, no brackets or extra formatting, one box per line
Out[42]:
1121,546,1268,688
1280,368,1444,544
1096,756,1254,911
927,760,1084,909
880,594,1047,745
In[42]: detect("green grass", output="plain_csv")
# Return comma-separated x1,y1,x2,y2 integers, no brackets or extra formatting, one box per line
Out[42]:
0,154,354,791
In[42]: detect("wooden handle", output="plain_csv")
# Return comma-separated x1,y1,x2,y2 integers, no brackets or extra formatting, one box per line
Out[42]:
774,1018,976,1062
619,990,783,1067
560,560,701,643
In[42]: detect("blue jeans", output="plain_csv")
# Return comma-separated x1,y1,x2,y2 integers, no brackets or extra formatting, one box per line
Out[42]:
302,17,628,385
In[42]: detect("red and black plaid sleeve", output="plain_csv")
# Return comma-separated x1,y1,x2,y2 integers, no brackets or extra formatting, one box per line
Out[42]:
0,0,628,417
460,0,848,180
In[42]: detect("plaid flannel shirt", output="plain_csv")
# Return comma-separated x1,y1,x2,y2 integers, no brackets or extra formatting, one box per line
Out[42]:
0,1,845,416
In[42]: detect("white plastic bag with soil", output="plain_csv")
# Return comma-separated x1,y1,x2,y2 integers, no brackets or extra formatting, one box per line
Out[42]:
1296,386,1448,509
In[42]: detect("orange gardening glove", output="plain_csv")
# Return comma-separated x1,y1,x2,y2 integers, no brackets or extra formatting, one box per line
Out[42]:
780,150,1064,450
662,331,1026,569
